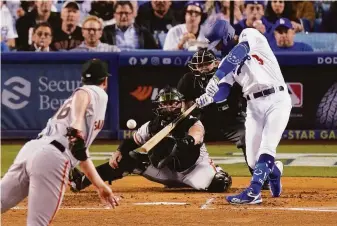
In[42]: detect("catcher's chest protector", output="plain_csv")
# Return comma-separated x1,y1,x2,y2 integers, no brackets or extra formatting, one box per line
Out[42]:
149,116,202,172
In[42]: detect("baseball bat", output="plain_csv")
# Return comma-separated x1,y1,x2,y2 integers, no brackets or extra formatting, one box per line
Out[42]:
135,103,198,154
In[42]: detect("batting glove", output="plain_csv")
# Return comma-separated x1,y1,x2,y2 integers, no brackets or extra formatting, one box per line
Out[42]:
196,93,214,108
205,76,220,97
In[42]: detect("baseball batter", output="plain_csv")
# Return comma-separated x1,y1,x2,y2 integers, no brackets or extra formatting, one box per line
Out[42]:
69,87,232,193
196,19,292,204
179,48,269,190
0,59,119,225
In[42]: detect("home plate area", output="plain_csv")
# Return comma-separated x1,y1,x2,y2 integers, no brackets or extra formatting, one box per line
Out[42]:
3,177,337,226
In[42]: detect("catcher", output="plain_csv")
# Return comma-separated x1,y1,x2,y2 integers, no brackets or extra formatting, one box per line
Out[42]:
69,86,232,192
179,48,268,189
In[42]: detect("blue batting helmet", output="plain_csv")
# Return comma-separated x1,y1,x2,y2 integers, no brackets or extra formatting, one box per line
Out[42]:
204,19,235,54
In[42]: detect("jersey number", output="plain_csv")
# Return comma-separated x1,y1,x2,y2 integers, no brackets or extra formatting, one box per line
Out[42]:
54,99,72,120
252,54,264,65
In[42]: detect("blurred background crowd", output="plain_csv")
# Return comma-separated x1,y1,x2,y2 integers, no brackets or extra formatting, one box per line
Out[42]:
1,0,337,53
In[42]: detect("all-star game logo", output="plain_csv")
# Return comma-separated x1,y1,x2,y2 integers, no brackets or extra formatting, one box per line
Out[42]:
287,83,303,107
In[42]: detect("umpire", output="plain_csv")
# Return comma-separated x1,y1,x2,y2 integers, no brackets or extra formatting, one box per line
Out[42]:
177,48,268,189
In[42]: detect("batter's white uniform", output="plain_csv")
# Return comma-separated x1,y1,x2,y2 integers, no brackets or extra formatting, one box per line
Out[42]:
219,28,292,169
133,117,218,190
1,85,108,226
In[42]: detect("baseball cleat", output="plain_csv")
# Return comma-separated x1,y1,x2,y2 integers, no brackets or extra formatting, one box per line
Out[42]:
69,167,84,193
226,188,262,205
269,161,284,197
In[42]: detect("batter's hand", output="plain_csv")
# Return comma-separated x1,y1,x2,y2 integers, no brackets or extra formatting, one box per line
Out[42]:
205,76,219,97
97,184,120,209
109,151,122,169
196,93,214,108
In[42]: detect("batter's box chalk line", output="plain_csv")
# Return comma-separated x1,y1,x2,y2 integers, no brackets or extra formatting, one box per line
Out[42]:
200,197,216,209
11,202,190,210
231,206,337,212
133,202,189,206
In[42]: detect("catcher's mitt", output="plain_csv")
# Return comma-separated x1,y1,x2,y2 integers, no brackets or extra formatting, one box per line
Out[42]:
66,127,88,161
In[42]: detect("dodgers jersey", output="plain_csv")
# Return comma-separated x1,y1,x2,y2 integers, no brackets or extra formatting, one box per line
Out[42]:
219,28,287,97
39,85,108,166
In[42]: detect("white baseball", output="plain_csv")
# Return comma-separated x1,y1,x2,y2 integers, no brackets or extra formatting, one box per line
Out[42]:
126,119,137,129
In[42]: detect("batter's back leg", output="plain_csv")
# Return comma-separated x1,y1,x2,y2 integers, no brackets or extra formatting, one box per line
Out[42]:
235,129,270,190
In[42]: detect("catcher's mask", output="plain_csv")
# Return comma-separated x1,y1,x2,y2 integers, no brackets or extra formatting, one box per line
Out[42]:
153,87,184,122
188,48,218,81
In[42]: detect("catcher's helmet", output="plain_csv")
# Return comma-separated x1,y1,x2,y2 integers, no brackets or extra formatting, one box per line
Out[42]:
204,19,235,55
153,86,184,122
188,48,218,81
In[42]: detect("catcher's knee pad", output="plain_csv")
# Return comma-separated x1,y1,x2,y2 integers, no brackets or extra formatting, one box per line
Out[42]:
207,171,232,193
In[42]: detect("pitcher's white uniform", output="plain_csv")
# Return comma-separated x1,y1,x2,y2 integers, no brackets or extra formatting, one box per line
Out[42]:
219,28,292,169
1,85,108,226
134,117,218,190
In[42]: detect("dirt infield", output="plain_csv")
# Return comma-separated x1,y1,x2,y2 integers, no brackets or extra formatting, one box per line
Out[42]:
2,177,337,226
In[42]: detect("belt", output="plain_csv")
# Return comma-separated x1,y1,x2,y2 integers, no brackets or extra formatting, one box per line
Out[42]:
247,86,284,101
50,140,65,153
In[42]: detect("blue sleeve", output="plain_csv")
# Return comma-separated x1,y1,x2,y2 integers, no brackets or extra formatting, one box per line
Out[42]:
215,41,250,80
213,82,231,103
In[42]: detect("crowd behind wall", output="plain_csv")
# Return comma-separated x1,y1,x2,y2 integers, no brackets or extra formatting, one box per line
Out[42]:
1,0,337,53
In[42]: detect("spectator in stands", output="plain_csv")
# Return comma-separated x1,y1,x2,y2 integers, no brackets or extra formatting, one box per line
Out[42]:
16,0,61,50
71,16,120,52
163,1,207,51
15,1,36,19
205,0,244,25
233,1,272,37
265,0,303,33
88,0,116,27
136,0,181,34
101,1,158,50
269,18,313,52
19,22,54,52
52,1,83,50
320,1,337,33
292,1,315,30
84,0,138,26
1,1,18,49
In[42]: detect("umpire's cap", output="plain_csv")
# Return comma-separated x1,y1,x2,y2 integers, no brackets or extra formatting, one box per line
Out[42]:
204,19,235,50
82,59,111,82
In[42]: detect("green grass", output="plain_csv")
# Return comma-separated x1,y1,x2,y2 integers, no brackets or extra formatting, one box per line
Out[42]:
2,144,337,177
69,144,337,155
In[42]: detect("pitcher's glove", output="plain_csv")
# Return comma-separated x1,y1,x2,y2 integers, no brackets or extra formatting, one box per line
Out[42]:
66,127,88,161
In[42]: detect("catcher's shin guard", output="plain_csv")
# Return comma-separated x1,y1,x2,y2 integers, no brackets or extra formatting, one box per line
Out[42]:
69,162,127,192
70,152,149,191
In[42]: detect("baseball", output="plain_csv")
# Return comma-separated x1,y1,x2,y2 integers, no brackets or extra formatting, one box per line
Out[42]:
126,119,137,129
